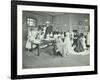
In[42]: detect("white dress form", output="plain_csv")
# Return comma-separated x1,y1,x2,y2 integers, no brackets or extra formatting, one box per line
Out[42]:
64,32,72,55
82,37,86,50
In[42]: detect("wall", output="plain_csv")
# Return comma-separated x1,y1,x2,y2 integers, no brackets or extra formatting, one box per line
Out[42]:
53,13,70,32
22,11,53,40
23,11,89,38
53,13,89,33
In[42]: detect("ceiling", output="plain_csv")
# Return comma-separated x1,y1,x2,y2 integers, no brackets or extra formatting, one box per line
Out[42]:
44,12,65,16
24,11,66,16
23,11,88,17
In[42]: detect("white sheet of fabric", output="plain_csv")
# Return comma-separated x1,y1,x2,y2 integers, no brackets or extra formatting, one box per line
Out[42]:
34,39,41,44
32,44,37,48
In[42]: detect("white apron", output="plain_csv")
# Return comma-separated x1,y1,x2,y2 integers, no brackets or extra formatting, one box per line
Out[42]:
26,39,31,49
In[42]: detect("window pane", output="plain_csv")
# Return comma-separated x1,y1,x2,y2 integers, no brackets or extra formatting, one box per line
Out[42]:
27,18,36,26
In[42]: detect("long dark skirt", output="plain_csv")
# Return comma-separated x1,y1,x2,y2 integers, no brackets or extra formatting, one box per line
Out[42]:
74,39,84,52
72,39,77,46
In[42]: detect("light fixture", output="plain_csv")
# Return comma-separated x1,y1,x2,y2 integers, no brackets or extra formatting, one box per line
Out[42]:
84,19,88,22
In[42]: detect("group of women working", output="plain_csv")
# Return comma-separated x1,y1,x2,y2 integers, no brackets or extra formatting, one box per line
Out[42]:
25,27,90,56
55,31,90,57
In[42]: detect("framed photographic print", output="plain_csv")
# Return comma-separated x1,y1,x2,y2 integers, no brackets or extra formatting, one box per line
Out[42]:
11,0,98,79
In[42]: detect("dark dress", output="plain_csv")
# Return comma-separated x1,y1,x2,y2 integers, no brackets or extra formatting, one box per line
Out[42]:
44,25,53,38
73,33,78,47
74,35,84,52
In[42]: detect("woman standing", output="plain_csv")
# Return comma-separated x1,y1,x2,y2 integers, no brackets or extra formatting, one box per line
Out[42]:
25,29,33,53
74,32,84,52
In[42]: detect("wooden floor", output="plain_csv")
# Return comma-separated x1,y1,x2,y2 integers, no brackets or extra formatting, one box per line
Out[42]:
22,45,90,69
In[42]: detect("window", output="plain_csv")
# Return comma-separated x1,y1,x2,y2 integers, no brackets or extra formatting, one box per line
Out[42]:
27,18,37,27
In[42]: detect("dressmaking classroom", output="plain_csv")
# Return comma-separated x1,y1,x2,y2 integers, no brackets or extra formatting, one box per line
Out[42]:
22,11,90,69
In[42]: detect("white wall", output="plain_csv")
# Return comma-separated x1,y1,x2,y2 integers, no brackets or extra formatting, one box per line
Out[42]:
0,0,99,80
23,11,43,40
23,11,53,40
53,13,89,32
23,11,89,35
23,11,53,26
53,14,70,31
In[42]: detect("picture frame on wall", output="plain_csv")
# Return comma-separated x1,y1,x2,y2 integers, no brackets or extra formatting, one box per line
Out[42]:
11,0,97,79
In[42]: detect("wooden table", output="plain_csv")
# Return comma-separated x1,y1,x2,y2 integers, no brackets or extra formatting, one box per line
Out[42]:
33,39,56,56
